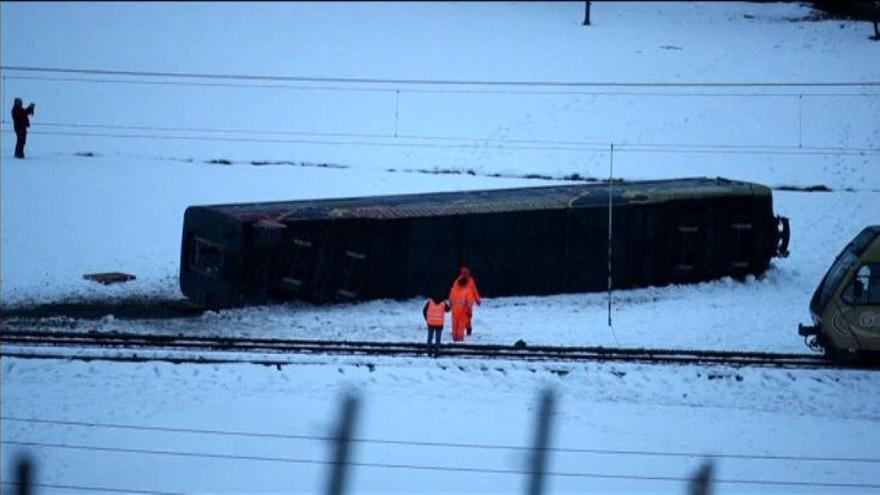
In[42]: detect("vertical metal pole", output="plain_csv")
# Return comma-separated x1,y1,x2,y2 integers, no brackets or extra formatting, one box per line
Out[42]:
1,75,7,124
394,89,400,138
527,389,555,495
688,460,714,495
797,94,803,148
326,392,359,495
607,143,614,328
14,454,34,495
582,1,592,26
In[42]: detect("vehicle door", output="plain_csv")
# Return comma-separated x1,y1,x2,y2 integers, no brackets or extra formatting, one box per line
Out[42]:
839,262,880,350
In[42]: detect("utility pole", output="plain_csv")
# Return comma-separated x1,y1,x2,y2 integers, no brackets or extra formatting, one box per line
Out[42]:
607,143,614,329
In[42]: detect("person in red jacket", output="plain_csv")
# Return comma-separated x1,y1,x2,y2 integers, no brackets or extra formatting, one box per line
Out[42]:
422,296,450,357
449,266,481,341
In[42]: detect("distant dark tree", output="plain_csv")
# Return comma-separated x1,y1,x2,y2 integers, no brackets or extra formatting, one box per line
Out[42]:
873,1,880,40
813,0,880,40
582,1,591,26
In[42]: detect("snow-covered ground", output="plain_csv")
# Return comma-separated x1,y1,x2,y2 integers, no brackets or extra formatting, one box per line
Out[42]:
3,152,877,353
3,356,880,494
2,2,879,493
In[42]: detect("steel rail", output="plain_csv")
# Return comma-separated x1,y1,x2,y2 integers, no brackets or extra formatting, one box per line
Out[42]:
0,330,848,369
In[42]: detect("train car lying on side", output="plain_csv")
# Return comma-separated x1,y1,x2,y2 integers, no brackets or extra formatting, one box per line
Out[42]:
799,226,880,361
179,177,790,309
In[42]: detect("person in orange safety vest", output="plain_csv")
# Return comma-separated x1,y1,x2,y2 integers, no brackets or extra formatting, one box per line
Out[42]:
422,296,450,357
449,266,481,341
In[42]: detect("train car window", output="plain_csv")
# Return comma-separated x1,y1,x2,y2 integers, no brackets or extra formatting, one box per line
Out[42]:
842,264,880,305
189,237,226,278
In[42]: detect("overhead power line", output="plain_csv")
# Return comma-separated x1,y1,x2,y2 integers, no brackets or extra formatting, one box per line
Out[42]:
5,74,880,97
4,440,879,489
3,65,879,88
1,481,183,495
2,126,876,157
32,121,394,140
21,120,880,156
4,416,879,465
9,128,610,153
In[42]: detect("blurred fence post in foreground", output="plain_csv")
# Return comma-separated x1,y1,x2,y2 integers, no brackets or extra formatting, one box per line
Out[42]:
325,391,360,495
14,453,35,495
688,460,714,495
527,388,556,495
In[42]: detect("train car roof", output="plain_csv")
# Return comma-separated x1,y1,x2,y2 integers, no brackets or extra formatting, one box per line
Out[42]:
192,177,770,222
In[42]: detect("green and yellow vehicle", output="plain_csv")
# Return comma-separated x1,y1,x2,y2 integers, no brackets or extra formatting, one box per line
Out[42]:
799,226,880,361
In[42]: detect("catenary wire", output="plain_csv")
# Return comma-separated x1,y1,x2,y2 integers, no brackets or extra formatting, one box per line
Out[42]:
1,128,611,153
2,127,877,156
6,74,880,97
3,440,879,489
1,481,184,495
20,120,880,156
4,416,879,464
32,121,397,140
3,65,880,88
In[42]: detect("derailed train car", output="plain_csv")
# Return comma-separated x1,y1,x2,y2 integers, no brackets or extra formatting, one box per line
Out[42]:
180,177,790,309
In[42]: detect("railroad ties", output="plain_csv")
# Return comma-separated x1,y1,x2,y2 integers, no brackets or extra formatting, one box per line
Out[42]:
0,330,855,370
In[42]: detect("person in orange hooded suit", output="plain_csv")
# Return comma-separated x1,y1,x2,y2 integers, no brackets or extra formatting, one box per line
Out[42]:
449,266,481,341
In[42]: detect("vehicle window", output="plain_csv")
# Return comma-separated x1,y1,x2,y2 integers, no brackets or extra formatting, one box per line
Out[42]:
820,250,858,307
842,264,880,305
811,228,879,312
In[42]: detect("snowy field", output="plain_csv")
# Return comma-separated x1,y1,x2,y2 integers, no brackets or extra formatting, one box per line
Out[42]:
2,2,880,493
3,356,880,494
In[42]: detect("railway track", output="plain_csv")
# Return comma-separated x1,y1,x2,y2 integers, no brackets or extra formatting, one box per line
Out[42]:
0,329,857,369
